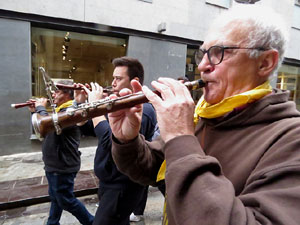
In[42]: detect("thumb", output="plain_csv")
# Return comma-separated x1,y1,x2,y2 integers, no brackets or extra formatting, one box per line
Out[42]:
131,80,143,93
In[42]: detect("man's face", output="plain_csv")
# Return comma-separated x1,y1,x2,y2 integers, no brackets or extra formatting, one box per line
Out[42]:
111,66,132,95
198,33,260,105
52,90,70,107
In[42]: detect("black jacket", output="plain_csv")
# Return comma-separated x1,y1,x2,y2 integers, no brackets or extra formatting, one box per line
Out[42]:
36,105,81,173
81,103,157,188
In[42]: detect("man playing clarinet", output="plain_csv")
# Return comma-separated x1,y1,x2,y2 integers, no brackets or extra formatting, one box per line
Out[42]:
75,57,157,225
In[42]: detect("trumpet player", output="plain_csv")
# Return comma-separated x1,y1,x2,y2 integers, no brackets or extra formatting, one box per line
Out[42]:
29,80,94,225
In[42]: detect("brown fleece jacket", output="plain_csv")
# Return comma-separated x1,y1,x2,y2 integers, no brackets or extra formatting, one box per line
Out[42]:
112,89,300,225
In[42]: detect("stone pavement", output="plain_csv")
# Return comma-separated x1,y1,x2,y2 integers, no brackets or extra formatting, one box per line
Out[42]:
0,146,164,224
0,147,98,210
0,188,163,225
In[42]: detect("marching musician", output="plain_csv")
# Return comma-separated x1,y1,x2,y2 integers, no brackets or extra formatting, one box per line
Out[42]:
29,80,94,225
75,57,157,225
109,5,300,225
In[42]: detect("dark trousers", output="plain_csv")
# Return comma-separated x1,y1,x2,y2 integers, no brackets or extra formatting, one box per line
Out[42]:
92,184,145,225
133,185,148,215
46,172,94,225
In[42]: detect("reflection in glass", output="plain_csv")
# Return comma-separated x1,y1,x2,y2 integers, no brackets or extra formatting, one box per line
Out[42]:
31,27,127,98
277,64,300,110
186,47,203,102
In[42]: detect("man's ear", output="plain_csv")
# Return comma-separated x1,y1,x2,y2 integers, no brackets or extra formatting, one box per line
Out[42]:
258,50,279,77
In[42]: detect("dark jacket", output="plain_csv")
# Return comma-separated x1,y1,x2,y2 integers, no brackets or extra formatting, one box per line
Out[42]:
112,89,300,225
82,103,157,189
36,105,81,173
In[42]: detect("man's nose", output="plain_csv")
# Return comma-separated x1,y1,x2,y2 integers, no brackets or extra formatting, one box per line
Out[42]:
197,54,213,73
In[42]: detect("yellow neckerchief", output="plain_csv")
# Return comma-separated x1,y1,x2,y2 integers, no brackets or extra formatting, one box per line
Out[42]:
194,80,272,122
55,100,73,113
156,81,272,225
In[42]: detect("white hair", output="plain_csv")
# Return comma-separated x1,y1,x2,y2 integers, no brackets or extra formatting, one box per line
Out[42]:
205,5,289,76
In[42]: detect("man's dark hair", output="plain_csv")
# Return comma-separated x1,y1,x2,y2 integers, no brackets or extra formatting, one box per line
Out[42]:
112,57,144,85
55,79,74,99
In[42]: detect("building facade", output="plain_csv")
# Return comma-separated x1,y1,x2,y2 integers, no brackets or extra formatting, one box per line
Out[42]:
0,0,300,155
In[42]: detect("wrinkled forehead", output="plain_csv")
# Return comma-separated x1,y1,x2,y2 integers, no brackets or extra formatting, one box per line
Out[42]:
202,20,248,49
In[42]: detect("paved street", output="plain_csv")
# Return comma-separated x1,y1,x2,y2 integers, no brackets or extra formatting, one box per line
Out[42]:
0,146,164,225
0,188,164,225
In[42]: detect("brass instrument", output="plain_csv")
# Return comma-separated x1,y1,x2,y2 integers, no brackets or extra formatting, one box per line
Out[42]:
32,79,205,140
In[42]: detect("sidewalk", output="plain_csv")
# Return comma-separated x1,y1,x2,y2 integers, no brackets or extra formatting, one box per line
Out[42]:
0,147,98,210
0,189,164,225
0,146,164,224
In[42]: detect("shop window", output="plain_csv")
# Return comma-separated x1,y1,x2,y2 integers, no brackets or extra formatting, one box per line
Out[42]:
186,47,203,102
31,27,127,98
277,64,300,110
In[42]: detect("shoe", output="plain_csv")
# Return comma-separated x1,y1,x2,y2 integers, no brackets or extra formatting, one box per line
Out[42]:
130,213,142,222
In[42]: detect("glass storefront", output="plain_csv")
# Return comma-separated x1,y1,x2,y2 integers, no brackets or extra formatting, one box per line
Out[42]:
31,27,127,98
186,47,203,102
277,64,300,110
31,28,300,111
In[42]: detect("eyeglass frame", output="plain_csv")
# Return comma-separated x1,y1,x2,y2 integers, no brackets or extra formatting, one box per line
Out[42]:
194,45,267,66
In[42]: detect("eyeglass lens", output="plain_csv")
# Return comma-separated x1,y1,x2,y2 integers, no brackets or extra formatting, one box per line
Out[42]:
195,46,224,66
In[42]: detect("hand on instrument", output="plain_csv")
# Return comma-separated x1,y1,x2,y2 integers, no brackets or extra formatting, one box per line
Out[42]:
74,83,89,103
143,77,195,143
108,80,143,143
28,98,48,112
35,98,48,107
84,82,104,103
27,99,37,112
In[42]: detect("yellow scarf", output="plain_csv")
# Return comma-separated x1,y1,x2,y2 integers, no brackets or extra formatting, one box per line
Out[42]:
55,100,74,113
194,81,272,122
156,81,272,224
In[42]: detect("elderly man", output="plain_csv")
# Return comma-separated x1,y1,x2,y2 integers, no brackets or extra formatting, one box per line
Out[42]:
108,5,300,225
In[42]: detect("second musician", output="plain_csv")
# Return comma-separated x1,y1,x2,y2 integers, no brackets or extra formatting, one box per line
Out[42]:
75,56,157,225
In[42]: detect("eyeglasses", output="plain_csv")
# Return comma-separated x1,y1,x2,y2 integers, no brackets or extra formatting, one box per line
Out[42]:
194,45,267,66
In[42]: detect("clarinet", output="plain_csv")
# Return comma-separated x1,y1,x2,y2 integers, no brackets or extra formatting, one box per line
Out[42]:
32,79,205,139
